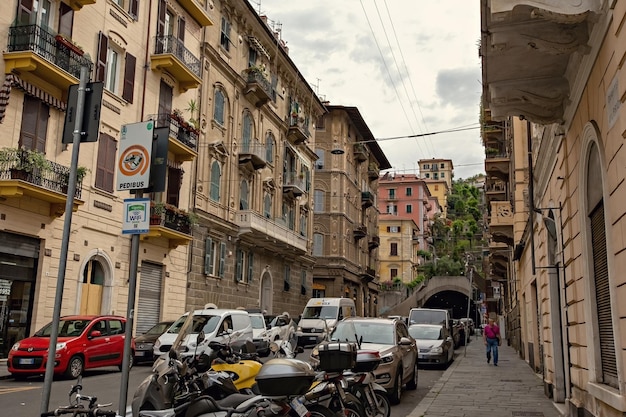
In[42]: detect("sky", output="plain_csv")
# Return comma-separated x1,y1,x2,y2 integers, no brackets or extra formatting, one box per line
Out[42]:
247,0,485,180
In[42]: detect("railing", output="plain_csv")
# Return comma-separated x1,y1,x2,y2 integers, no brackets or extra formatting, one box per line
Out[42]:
0,149,82,199
284,171,307,191
148,113,199,151
246,68,276,102
240,138,266,159
288,114,310,136
7,24,93,78
153,35,201,78
150,203,192,235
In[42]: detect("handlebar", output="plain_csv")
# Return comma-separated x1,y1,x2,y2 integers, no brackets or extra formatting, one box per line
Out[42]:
41,407,117,416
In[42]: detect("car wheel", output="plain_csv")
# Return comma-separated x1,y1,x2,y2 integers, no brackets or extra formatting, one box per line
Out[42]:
406,362,418,390
120,352,134,371
389,368,402,405
65,355,84,379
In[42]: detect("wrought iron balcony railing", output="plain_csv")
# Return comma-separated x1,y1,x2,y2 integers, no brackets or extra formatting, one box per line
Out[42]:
149,113,199,151
153,35,201,79
7,24,93,78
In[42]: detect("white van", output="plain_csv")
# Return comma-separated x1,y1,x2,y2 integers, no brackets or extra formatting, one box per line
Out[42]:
296,298,356,347
153,308,253,358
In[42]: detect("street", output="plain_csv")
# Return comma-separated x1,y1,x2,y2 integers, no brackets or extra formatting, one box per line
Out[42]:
0,349,451,416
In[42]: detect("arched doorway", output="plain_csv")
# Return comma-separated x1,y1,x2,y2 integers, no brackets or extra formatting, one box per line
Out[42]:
260,270,273,314
78,250,114,316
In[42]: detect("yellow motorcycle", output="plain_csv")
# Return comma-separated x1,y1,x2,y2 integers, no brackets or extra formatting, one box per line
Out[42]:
206,339,263,393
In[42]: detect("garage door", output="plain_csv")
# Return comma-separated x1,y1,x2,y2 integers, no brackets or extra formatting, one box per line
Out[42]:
136,261,163,334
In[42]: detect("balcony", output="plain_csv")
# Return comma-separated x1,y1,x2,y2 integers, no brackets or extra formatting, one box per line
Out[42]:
151,35,201,92
361,191,375,208
485,152,510,182
353,225,367,240
489,201,514,246
485,179,507,203
368,235,380,250
244,68,275,107
68,0,97,10
145,202,193,247
4,25,93,91
238,138,267,170
353,143,368,163
360,267,376,283
150,113,199,162
0,149,84,217
178,0,214,26
367,163,379,180
480,1,601,124
287,114,310,145
283,171,306,198
236,210,308,254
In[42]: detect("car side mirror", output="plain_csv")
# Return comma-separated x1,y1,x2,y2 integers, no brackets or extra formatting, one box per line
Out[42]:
89,330,102,339
399,336,412,346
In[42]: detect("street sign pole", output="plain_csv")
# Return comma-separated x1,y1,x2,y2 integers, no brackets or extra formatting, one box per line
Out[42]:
40,64,90,415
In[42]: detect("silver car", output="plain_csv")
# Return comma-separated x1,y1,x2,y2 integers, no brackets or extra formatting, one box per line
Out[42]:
408,324,454,367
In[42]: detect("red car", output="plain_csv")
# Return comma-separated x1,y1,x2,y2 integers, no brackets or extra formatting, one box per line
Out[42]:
8,315,134,379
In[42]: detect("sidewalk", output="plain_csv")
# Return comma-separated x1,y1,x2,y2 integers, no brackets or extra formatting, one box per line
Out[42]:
0,359,8,379
409,335,565,417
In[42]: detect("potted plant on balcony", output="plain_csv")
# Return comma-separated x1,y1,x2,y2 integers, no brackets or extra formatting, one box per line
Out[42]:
1,148,51,182
150,201,166,225
60,166,89,194
55,33,84,56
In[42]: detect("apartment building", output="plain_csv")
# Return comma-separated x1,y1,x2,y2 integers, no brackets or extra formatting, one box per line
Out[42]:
418,158,453,189
481,1,626,415
378,214,420,284
311,105,390,317
185,1,325,316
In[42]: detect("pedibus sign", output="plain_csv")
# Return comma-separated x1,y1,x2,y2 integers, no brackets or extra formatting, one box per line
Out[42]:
116,121,153,191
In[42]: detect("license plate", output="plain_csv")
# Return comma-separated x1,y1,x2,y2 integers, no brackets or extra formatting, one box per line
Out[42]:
19,358,35,365
290,397,309,417
418,354,425,359
135,351,145,356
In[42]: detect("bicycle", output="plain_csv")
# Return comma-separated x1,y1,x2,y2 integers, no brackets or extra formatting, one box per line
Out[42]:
41,376,118,417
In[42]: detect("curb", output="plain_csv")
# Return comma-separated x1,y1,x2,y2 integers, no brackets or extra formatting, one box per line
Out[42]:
407,348,467,417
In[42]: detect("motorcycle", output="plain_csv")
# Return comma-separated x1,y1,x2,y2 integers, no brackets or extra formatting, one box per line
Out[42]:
208,338,263,393
344,350,391,417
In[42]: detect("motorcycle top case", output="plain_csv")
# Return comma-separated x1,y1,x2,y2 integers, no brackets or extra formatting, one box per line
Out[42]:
255,358,316,396
353,350,381,373
317,341,357,372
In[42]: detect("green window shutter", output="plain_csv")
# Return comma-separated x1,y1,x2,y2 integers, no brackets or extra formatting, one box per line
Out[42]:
235,249,243,282
247,252,254,283
204,237,213,275
218,242,226,278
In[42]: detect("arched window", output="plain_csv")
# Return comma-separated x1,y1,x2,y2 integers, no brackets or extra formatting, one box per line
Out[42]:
210,161,221,202
265,132,274,163
242,113,252,152
213,89,225,125
240,180,249,209
264,193,272,218
313,233,324,256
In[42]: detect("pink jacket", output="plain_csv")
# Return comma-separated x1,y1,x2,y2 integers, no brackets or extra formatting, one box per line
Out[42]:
484,324,500,339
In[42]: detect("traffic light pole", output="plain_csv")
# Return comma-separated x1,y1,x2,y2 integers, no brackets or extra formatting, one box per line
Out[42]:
40,64,90,415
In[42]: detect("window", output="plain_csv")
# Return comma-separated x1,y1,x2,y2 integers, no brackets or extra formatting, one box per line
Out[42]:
441,172,445,178
248,46,257,68
315,149,325,169
435,185,439,191
299,212,307,237
434,173,439,180
425,173,430,178
387,226,400,233
314,190,325,212
242,113,252,151
284,264,290,291
235,248,254,283
210,161,221,202
110,0,139,19
390,243,398,256
204,238,226,278
313,233,323,256
239,180,249,209
220,16,231,51
387,205,397,215
283,202,295,230
96,33,135,102
440,163,445,169
20,96,49,152
406,204,412,213
389,189,396,199
390,269,398,279
263,193,272,218
166,166,182,206
315,115,325,130
213,89,225,125
95,133,116,192
265,132,275,163
301,270,307,295
423,164,429,169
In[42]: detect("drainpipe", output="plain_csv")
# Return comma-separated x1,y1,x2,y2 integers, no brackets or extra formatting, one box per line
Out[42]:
140,0,153,121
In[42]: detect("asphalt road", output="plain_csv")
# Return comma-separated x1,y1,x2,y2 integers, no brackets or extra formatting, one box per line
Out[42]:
0,348,451,416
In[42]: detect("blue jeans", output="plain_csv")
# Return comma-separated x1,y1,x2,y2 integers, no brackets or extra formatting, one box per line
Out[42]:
486,338,499,364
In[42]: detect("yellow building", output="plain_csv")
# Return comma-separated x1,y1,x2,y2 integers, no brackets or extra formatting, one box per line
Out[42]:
378,215,420,284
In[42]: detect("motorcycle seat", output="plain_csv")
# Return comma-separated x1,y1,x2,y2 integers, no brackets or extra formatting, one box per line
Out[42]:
216,393,256,409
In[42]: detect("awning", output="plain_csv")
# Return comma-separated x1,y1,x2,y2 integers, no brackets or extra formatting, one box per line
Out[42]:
0,73,66,123
248,36,270,60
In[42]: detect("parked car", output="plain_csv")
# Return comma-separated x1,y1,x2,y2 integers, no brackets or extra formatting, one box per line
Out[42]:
249,312,271,356
8,315,134,379
459,318,475,336
408,324,454,368
153,308,253,359
133,320,174,364
311,317,418,404
266,314,296,341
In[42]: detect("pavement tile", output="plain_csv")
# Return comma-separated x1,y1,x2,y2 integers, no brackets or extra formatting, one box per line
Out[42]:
408,336,564,417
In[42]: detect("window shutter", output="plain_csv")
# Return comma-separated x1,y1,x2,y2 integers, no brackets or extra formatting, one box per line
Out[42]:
129,0,139,19
157,0,166,37
96,32,108,82
122,53,136,103
204,237,213,275
235,249,243,282
178,16,185,42
590,202,617,388
17,0,33,25
58,3,73,37
247,252,254,283
218,243,226,278
95,133,115,192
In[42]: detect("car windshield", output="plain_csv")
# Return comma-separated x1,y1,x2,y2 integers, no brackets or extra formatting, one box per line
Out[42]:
302,306,338,319
145,322,172,336
409,326,442,340
34,318,93,337
250,315,265,329
331,321,394,345
167,314,221,335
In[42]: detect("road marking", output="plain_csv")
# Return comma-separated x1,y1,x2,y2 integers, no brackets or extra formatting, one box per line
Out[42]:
0,386,39,394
